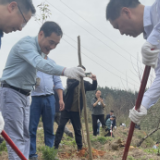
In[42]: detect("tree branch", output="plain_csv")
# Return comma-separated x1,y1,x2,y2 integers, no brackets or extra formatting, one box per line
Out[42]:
137,127,160,147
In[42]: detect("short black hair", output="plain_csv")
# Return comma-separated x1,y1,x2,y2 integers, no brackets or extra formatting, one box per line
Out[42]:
77,65,86,71
111,115,116,119
0,0,36,15
39,21,63,37
106,0,140,21
110,110,114,113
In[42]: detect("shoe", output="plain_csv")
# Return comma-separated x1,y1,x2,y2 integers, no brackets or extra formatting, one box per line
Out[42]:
68,132,74,138
29,157,38,160
78,146,82,151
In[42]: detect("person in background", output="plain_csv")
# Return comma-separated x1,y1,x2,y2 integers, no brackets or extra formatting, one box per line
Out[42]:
106,110,116,129
54,66,97,151
97,119,102,135
29,72,64,160
91,90,106,136
54,91,73,138
105,115,116,137
120,123,126,128
153,142,160,149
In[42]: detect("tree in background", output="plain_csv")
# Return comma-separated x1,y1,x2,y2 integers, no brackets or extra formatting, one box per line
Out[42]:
35,2,51,24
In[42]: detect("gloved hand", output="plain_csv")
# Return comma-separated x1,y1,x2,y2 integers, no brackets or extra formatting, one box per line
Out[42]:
141,41,160,68
64,67,85,81
129,105,147,124
0,112,4,133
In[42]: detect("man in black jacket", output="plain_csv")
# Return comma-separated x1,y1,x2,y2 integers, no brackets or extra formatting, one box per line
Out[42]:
54,66,97,150
106,110,116,129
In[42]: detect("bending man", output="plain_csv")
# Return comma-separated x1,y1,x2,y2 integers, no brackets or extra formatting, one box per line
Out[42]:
0,21,85,160
106,0,160,124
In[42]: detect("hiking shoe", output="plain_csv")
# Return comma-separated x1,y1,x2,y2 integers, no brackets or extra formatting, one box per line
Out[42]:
29,157,38,160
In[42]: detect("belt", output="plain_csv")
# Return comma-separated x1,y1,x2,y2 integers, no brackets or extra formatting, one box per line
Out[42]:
1,83,31,96
39,94,54,97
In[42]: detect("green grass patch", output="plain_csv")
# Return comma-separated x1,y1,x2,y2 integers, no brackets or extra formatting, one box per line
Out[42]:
42,146,58,160
0,141,7,152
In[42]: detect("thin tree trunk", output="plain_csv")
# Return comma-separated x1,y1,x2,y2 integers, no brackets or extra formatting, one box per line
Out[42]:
78,83,86,147
77,36,93,160
137,127,160,147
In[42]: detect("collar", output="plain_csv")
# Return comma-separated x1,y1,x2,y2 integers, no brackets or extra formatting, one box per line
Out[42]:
35,36,41,53
143,6,152,39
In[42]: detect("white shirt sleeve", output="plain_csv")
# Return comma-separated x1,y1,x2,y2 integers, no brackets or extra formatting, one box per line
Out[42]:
141,67,160,109
147,0,160,46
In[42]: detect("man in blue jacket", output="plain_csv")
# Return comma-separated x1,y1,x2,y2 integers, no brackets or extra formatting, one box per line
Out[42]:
106,110,116,129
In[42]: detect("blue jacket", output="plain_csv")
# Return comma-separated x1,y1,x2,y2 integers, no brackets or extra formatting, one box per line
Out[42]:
106,114,116,128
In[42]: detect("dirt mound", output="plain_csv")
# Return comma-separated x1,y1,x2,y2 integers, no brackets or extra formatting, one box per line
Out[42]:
59,148,106,159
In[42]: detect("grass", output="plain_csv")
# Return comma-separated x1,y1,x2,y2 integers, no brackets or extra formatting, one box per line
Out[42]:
0,141,7,156
90,135,112,146
0,124,159,160
0,141,7,152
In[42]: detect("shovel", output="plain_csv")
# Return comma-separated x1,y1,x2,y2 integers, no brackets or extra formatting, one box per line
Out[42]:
122,65,151,160
1,130,27,160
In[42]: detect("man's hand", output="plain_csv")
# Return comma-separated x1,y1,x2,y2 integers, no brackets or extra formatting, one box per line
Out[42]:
90,74,97,80
64,67,85,81
141,41,160,68
59,100,65,111
129,105,147,124
0,112,4,133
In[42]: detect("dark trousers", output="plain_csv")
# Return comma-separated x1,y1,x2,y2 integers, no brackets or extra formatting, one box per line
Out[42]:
92,114,105,136
54,110,82,149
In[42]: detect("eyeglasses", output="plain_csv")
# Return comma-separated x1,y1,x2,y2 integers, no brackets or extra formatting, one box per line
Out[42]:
17,5,27,28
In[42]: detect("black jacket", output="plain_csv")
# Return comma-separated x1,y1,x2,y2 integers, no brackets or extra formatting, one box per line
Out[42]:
64,79,97,111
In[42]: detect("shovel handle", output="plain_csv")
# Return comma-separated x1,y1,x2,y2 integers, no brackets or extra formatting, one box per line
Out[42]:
1,130,27,160
122,66,151,160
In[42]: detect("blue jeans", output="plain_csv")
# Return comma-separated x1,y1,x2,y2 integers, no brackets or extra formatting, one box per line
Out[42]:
29,95,55,158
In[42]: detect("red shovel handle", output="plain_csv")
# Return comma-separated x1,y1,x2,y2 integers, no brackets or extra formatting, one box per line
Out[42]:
122,66,151,160
1,130,27,160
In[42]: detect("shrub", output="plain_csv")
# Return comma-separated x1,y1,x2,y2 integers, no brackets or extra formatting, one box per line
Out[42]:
0,141,7,152
42,146,58,160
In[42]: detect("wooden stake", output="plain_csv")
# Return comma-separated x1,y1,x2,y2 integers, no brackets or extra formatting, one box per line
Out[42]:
77,36,93,160
78,83,86,147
